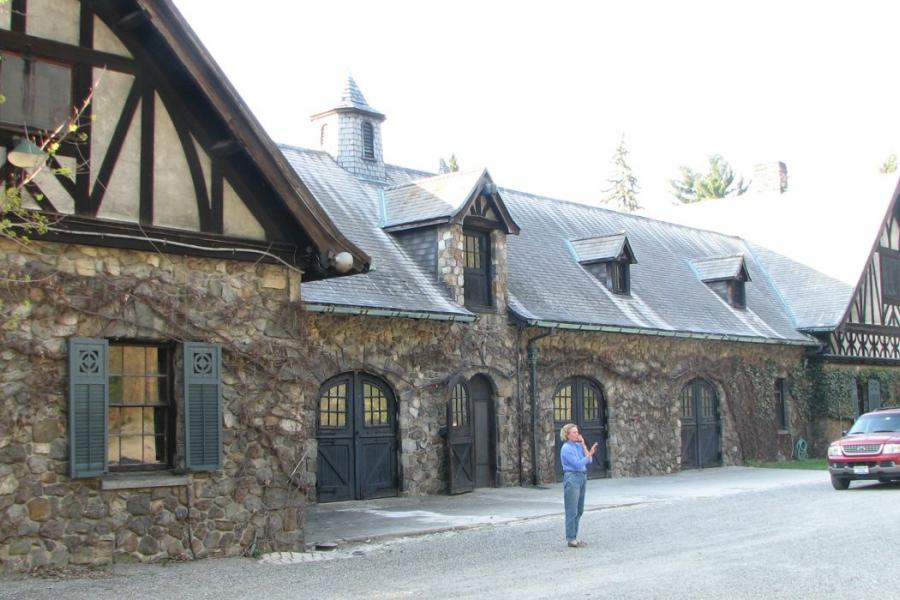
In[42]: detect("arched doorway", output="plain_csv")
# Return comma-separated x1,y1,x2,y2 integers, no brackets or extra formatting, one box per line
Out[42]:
680,378,721,469
446,374,496,494
552,377,608,480
316,372,398,502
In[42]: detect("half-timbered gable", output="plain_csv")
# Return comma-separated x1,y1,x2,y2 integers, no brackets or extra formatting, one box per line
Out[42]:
1,0,367,277
825,180,900,362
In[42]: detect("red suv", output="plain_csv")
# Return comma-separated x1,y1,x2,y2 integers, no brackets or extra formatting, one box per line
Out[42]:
828,407,900,490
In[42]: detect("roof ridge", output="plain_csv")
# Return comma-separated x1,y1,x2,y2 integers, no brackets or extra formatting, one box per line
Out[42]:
384,168,483,191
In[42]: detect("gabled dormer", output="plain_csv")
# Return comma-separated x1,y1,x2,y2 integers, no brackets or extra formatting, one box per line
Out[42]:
691,254,751,309
381,168,519,312
570,232,637,295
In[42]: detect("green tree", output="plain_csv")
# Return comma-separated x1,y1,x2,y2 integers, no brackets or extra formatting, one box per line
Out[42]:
601,134,640,212
448,153,459,172
880,153,897,175
669,154,749,203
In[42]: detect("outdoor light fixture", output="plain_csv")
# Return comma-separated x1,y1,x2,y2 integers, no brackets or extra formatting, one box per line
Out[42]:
7,138,48,169
330,251,354,273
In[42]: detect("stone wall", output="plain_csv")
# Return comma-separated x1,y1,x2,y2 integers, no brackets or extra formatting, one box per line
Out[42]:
525,329,808,483
0,241,315,571
1,238,816,572
299,311,520,496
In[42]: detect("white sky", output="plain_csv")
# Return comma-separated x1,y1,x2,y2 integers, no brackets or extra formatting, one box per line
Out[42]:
172,0,900,211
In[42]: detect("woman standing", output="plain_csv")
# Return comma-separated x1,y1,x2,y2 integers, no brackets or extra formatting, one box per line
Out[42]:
559,423,598,548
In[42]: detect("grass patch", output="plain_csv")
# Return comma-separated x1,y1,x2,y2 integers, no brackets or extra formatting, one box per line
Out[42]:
747,458,828,470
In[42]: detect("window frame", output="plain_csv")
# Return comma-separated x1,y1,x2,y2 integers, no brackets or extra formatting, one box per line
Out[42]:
880,250,900,305
68,337,223,479
774,378,788,431
0,51,74,133
106,341,176,472
462,228,492,309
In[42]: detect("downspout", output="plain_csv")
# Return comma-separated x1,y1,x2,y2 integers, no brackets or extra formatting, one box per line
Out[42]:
527,327,556,486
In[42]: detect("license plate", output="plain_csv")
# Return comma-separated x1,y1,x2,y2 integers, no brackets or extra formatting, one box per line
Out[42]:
853,465,869,475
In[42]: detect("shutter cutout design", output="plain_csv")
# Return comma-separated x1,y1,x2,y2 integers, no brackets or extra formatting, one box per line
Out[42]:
184,343,223,471
68,338,108,478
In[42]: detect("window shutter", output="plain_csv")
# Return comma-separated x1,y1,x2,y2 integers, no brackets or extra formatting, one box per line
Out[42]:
868,379,882,410
184,343,223,471
68,338,108,479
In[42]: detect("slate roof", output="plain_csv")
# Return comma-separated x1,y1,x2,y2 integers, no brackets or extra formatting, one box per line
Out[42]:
279,144,843,344
383,170,484,229
279,145,472,319
746,243,852,330
570,233,634,264
313,74,385,119
501,190,811,343
690,255,750,282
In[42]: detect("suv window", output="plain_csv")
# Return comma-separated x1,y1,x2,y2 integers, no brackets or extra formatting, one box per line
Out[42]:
848,413,900,435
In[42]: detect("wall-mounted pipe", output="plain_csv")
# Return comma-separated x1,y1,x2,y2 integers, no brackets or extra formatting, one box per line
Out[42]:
526,327,556,486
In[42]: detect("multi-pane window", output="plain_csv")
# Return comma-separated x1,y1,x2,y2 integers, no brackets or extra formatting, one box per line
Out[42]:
0,53,73,130
681,386,693,418
361,121,375,159
450,383,469,428
881,252,900,304
463,230,491,308
774,378,788,430
107,344,171,470
700,385,716,418
582,385,600,421
464,234,482,269
553,385,573,422
319,382,347,428
363,383,389,426
68,338,222,478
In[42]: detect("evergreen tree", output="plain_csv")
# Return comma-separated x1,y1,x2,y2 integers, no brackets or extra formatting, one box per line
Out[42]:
669,154,749,203
880,153,898,175
601,134,640,212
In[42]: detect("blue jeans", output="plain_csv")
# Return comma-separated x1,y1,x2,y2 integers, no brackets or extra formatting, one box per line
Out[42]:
563,471,587,541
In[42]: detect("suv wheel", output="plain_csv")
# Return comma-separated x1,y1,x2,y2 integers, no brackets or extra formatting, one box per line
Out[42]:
831,475,850,490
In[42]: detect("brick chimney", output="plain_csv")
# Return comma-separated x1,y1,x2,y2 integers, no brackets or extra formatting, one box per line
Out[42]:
752,161,788,194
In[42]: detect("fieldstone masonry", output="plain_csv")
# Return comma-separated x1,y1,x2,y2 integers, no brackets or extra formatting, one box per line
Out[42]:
1,239,814,572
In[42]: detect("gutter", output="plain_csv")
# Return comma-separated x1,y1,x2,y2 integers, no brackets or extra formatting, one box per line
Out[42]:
519,318,818,347
305,303,477,322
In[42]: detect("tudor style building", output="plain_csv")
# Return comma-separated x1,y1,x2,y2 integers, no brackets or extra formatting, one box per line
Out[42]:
2,0,891,575
0,0,366,571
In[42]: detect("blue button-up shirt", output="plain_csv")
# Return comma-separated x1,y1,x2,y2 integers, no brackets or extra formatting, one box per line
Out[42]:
560,441,593,472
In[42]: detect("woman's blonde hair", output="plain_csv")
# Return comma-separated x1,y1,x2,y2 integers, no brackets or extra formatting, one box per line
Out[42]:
559,422,578,441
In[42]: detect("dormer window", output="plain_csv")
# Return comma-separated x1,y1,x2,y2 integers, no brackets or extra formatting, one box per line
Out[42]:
570,232,637,296
691,255,751,309
361,121,375,159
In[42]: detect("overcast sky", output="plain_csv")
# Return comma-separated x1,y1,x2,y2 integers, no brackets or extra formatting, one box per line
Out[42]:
172,0,900,210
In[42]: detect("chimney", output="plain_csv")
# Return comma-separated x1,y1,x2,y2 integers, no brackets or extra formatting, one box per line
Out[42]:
752,161,788,194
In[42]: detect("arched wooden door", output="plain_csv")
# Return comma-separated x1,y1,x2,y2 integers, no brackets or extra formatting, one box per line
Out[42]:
470,375,496,488
680,379,721,469
553,377,608,480
316,373,398,502
447,375,496,494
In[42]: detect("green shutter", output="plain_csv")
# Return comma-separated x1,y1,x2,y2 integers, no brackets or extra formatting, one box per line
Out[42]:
68,338,108,478
184,343,222,471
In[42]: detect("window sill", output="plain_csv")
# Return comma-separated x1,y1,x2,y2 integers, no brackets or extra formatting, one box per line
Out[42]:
100,472,191,490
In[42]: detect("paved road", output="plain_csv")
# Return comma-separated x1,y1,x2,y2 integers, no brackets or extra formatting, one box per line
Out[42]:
3,471,898,599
